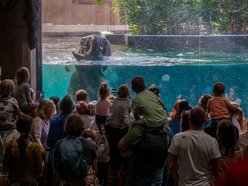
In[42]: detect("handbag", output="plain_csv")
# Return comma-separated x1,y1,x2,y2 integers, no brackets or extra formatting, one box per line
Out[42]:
83,166,100,186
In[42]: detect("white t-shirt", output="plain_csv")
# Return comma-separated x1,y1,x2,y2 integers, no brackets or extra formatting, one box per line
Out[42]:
168,130,221,186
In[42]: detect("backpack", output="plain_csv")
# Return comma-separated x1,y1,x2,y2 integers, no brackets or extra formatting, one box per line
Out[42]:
57,137,88,183
141,124,169,167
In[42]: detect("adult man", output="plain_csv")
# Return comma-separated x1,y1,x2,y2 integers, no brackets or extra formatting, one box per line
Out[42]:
168,107,222,186
118,76,169,186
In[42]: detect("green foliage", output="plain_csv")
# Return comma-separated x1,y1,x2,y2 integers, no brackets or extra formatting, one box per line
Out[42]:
96,0,248,34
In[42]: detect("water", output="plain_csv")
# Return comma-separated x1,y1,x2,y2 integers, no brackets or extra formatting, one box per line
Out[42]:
42,37,248,116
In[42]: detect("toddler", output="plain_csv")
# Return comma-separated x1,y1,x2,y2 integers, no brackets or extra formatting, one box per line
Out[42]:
205,82,240,138
207,82,240,122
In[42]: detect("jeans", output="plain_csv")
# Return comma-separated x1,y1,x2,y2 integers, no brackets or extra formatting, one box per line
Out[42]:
126,175,162,186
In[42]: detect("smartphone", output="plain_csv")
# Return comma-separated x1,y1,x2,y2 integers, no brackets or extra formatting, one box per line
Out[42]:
111,88,117,96
36,91,44,101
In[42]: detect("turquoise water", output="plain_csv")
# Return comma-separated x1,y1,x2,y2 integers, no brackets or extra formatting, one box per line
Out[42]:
42,37,248,115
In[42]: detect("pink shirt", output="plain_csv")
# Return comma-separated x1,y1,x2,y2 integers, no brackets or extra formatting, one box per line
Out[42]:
207,97,238,120
96,99,112,116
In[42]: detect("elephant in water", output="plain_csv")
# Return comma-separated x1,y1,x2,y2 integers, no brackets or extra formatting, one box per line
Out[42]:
72,34,112,61
68,34,111,100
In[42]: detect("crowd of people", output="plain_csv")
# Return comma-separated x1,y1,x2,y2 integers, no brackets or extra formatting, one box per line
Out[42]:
0,66,248,186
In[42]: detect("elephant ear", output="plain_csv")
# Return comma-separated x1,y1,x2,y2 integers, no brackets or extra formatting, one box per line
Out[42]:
0,0,17,11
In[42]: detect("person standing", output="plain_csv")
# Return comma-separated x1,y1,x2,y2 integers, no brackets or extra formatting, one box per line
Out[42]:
168,107,223,186
118,76,168,186
4,115,43,185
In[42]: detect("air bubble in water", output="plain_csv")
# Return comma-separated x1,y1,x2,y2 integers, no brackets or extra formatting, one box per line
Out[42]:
162,74,170,82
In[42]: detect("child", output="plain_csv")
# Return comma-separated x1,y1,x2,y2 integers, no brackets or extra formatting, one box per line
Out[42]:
75,89,89,103
82,128,99,185
76,101,95,129
95,82,112,186
106,84,132,129
205,82,240,138
207,82,240,122
148,84,168,112
0,79,21,138
95,82,112,133
0,79,21,169
105,84,132,186
14,67,37,114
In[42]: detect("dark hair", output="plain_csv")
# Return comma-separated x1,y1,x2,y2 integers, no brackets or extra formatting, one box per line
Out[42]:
213,82,225,96
131,76,146,93
198,94,212,111
148,84,159,96
217,119,240,156
15,67,30,84
189,107,206,127
16,114,33,158
50,96,60,114
98,82,109,99
117,84,129,98
180,110,191,132
60,95,74,114
178,100,191,113
49,96,60,106
64,113,84,137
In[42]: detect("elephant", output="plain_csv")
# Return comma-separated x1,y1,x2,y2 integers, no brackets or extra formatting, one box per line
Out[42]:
68,35,111,100
72,34,111,61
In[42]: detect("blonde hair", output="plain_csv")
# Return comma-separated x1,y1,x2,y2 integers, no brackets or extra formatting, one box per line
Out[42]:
15,67,30,84
98,82,109,100
75,89,88,102
37,99,55,120
0,79,14,97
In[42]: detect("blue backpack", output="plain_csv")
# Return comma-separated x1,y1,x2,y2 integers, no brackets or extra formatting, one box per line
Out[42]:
57,137,88,183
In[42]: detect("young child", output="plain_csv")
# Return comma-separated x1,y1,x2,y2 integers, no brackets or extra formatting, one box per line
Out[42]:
205,82,240,137
105,84,132,186
207,82,240,122
95,82,112,133
106,84,132,129
14,67,36,114
0,79,21,169
148,84,168,112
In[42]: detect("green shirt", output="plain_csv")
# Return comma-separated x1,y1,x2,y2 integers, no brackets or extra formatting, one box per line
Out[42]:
132,91,167,127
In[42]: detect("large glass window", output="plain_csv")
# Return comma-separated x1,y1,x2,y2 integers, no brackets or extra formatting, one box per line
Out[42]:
42,0,248,115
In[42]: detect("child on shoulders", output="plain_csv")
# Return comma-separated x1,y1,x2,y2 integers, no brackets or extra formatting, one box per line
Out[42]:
207,82,240,122
205,82,240,138
14,67,37,114
0,79,21,169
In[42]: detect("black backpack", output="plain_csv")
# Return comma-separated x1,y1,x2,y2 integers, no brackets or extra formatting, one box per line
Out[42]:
141,124,169,167
56,137,88,183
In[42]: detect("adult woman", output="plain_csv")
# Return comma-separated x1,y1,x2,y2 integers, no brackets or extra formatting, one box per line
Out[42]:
33,99,55,186
33,99,55,151
217,119,243,173
4,115,43,185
